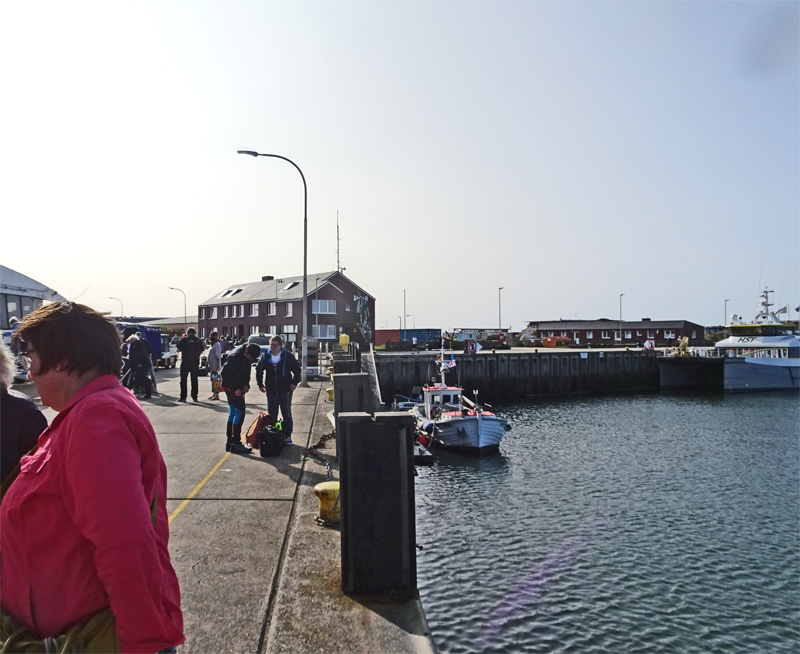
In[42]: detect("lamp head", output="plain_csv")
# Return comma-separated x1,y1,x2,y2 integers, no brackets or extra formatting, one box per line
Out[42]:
237,150,260,157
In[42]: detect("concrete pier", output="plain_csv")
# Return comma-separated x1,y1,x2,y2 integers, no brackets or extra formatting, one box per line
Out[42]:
16,369,436,654
373,350,660,403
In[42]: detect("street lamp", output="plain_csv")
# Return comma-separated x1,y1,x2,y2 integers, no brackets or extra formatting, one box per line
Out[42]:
498,287,504,330
619,293,625,346
406,314,416,329
238,150,309,387
724,299,730,328
108,296,124,319
168,287,187,332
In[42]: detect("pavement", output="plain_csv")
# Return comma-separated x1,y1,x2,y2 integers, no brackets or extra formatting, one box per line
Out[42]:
19,367,437,654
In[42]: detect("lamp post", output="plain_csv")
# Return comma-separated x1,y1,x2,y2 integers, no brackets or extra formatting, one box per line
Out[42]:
619,293,625,346
406,314,415,329
724,299,730,328
169,287,187,332
498,287,504,330
238,150,309,387
314,277,321,340
108,296,123,319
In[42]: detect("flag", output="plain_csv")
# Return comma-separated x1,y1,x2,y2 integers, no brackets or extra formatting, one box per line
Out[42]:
776,306,788,315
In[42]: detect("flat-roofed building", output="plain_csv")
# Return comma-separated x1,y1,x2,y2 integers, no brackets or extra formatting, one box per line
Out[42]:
522,318,705,347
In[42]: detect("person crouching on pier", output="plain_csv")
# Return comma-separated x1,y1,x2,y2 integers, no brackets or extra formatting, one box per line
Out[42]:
220,342,261,454
1,301,184,654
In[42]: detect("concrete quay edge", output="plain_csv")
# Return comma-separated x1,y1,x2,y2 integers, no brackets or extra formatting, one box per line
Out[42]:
263,381,437,654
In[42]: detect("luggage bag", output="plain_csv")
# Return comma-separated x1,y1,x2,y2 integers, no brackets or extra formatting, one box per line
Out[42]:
259,426,285,457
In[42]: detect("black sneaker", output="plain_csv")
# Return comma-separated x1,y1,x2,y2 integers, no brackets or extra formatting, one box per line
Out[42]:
178,398,186,403
230,442,252,455
225,442,232,452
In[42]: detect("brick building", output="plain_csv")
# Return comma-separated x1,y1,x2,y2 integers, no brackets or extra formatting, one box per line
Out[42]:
522,318,705,347
197,271,375,347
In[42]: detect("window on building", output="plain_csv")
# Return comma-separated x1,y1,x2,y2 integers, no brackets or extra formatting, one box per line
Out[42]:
250,304,259,317
586,331,593,339
200,328,206,338
267,302,276,316
312,299,336,314
560,331,568,337
313,324,337,339
250,325,260,335
664,330,676,339
602,331,610,339
345,304,351,311
223,306,229,318
211,307,218,319
285,303,293,318
239,304,245,318
280,281,300,292
647,331,655,339
691,331,697,339
200,307,205,319
624,330,632,339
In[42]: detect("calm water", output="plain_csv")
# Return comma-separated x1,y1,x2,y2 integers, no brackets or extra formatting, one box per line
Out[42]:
414,393,800,654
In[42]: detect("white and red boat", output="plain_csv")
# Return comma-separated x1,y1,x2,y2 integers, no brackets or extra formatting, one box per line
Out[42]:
410,352,511,454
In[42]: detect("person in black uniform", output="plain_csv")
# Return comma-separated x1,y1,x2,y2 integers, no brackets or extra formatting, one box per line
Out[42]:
128,334,152,399
176,328,205,402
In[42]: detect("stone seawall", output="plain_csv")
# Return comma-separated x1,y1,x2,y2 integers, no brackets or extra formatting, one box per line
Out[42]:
374,350,660,404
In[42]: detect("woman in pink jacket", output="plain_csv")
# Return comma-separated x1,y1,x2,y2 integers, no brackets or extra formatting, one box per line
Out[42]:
1,302,183,653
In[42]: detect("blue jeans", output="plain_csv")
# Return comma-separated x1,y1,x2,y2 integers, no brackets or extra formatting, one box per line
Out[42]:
267,392,293,435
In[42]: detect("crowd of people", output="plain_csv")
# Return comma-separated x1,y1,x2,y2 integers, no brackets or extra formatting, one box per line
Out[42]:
0,306,303,652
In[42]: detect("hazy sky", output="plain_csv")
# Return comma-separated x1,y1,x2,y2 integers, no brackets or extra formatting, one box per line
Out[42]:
2,1,797,331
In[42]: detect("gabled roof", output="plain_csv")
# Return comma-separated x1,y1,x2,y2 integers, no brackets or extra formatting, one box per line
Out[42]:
0,265,67,302
200,271,374,306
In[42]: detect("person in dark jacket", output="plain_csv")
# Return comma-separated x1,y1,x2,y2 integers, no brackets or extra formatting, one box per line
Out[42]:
128,334,152,399
176,328,205,402
0,341,47,483
220,343,261,454
256,335,302,445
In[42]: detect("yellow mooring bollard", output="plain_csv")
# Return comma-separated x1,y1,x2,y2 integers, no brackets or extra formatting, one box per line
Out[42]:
313,481,340,527
326,387,334,402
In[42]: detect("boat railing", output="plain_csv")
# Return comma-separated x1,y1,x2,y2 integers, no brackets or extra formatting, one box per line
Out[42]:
744,348,790,360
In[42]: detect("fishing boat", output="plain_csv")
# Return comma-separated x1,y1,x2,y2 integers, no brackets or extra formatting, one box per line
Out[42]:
407,352,511,454
714,289,799,391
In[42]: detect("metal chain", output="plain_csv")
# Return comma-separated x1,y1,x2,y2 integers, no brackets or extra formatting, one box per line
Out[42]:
305,430,336,482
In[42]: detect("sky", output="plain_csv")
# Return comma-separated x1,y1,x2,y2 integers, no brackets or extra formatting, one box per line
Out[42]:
1,0,798,332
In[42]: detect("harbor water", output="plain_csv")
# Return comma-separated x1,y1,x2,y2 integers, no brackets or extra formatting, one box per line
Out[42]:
414,392,799,653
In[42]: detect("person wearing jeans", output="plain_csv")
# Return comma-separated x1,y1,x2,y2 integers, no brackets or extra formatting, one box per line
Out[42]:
219,343,261,454
256,335,301,445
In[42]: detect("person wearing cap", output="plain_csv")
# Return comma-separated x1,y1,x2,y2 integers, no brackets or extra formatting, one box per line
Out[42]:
176,328,205,402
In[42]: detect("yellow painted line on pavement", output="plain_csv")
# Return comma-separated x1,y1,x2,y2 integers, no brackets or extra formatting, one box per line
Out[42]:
169,451,231,524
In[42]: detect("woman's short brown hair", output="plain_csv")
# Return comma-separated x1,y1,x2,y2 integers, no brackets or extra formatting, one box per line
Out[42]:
12,302,122,377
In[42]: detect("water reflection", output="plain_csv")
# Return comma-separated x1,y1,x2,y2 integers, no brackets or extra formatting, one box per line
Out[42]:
415,393,800,654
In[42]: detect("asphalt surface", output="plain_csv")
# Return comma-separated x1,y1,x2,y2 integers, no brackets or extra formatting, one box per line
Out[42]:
18,365,436,654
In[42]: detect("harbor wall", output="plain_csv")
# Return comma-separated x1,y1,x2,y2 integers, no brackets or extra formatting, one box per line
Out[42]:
373,350,660,403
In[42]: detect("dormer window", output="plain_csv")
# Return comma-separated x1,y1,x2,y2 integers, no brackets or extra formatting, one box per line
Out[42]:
280,281,300,292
